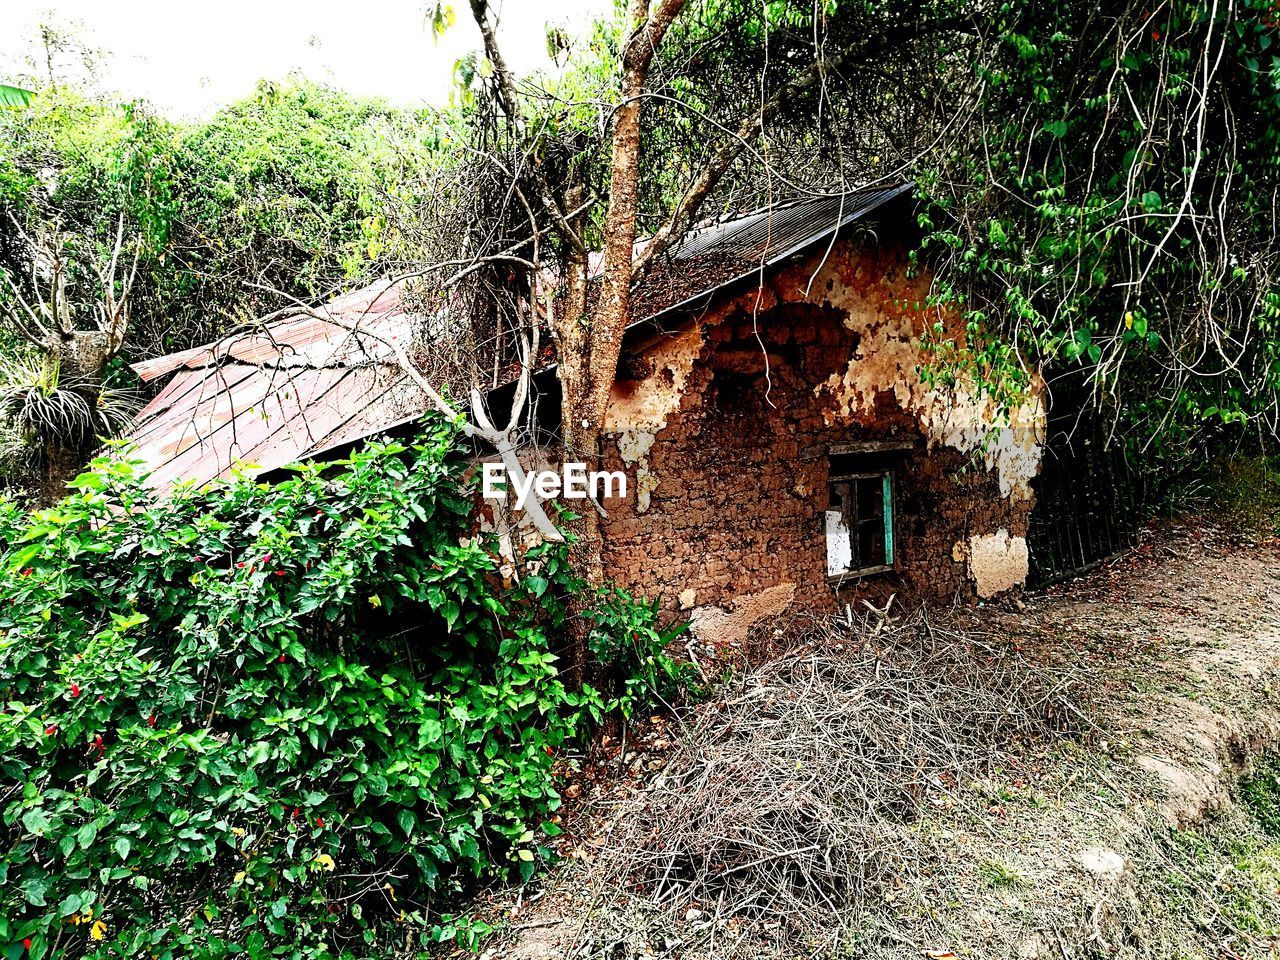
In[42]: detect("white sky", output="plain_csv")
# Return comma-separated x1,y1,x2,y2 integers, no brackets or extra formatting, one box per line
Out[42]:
1,1,612,118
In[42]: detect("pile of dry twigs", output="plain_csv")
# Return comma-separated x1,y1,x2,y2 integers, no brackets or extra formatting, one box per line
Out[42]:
575,606,1093,958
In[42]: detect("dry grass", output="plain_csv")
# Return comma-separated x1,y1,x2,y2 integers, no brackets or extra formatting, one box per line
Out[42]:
572,606,1094,958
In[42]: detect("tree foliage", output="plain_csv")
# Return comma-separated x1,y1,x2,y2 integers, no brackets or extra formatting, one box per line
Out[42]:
913,0,1280,456
0,77,447,363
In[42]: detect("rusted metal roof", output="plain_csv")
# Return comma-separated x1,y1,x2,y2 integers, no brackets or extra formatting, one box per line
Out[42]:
128,281,429,490
670,183,913,266
627,182,914,326
127,183,912,490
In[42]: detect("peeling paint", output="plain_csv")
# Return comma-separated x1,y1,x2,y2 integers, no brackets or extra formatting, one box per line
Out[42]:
966,528,1030,599
634,465,661,513
605,323,704,513
918,385,1045,501
689,581,797,645
809,257,1045,501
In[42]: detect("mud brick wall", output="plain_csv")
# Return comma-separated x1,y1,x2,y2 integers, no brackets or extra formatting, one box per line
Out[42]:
596,236,1044,647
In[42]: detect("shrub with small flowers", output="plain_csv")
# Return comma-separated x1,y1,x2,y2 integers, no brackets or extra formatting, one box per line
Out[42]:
0,414,680,959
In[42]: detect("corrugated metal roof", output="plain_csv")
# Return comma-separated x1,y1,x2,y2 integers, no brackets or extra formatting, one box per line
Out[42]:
628,182,913,325
670,183,912,266
127,183,912,490
127,280,429,489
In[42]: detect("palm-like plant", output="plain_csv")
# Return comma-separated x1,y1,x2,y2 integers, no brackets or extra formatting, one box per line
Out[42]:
0,218,141,499
0,83,34,108
0,355,135,443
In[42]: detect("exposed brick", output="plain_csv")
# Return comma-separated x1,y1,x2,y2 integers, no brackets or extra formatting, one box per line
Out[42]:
598,236,1043,645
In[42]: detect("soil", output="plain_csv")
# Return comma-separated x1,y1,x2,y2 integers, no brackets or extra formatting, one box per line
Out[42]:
470,518,1280,960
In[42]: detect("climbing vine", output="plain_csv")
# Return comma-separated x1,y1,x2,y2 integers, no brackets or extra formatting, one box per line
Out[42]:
915,0,1280,457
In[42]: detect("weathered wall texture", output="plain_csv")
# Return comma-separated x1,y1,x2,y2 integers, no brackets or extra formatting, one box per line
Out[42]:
597,236,1044,647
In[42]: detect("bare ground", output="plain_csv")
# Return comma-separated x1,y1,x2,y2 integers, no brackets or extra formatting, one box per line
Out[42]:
474,520,1280,960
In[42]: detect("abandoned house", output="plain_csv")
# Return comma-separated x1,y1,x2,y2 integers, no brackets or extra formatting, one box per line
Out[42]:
126,183,1045,645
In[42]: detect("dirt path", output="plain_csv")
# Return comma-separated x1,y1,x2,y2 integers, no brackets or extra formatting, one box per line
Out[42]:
1010,522,1280,827
482,522,1280,960
903,522,1280,959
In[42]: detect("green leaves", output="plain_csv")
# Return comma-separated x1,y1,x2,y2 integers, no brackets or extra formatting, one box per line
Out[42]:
1062,327,1100,363
0,417,677,959
915,0,1280,455
0,84,33,108
21,877,47,908
20,809,50,837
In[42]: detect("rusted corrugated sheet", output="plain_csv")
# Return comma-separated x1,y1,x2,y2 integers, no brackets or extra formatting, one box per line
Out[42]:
633,183,915,322
670,184,912,265
127,184,912,490
128,281,431,490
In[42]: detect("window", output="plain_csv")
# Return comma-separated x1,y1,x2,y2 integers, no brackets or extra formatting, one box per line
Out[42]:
826,466,895,579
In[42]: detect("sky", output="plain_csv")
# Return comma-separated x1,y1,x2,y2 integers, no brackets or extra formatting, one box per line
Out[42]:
1,1,612,118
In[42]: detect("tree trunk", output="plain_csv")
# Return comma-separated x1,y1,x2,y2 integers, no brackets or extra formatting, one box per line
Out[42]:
466,0,686,681
555,0,685,680
555,190,599,682
39,434,90,506
37,330,110,506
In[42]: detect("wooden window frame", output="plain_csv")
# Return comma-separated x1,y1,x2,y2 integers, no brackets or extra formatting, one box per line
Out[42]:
825,468,896,584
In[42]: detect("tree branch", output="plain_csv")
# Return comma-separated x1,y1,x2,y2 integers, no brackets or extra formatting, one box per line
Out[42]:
634,13,975,276
467,0,589,259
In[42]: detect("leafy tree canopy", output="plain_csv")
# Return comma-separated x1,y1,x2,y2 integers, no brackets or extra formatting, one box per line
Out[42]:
0,74,454,363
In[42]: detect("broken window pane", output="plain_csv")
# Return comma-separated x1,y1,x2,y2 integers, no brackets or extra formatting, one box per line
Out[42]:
826,467,893,577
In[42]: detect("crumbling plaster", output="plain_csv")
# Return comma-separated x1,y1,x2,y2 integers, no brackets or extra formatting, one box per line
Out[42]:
687,582,797,646
965,528,1031,600
808,258,1045,501
594,236,1044,644
604,323,704,513
604,240,1045,517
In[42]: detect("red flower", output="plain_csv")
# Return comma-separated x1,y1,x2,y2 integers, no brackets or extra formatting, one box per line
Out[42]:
274,570,286,577
1151,29,1160,39
23,939,31,951
263,552,272,564
314,510,323,518
279,654,286,663
96,694,105,702
93,734,105,756
292,807,300,819
44,725,56,736
236,561,245,569
70,682,80,698
20,568,32,577
316,816,324,828
147,713,157,728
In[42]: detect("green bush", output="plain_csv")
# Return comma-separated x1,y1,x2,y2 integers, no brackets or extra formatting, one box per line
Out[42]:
583,586,693,716
0,416,677,959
